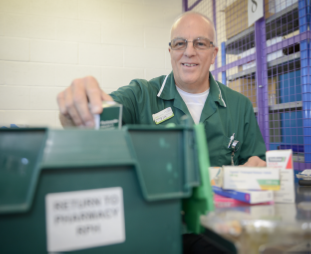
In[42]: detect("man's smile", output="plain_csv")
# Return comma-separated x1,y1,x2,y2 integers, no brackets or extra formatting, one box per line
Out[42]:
181,63,199,67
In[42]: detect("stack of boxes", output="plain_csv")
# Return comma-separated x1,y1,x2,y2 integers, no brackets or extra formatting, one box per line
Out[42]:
209,150,295,205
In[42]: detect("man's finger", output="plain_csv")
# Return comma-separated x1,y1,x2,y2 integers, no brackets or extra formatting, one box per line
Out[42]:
57,91,67,116
101,90,113,102
84,76,104,114
64,85,84,126
72,80,95,127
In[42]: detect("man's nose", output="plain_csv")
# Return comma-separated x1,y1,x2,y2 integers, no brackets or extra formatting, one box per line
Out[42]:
183,41,196,57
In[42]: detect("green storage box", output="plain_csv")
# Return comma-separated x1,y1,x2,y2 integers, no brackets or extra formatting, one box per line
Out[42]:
0,123,213,253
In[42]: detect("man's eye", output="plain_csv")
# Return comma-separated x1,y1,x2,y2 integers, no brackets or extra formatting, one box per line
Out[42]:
196,42,207,47
175,41,185,46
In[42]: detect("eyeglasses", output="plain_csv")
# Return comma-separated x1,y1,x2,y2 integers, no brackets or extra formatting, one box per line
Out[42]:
169,37,214,50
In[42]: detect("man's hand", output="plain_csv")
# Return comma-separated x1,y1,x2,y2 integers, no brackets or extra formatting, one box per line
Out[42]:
242,156,266,167
57,76,113,128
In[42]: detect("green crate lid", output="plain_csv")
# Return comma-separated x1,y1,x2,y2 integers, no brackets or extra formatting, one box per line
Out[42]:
0,123,214,233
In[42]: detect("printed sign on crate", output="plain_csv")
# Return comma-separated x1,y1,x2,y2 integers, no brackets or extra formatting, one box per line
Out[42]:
46,187,125,252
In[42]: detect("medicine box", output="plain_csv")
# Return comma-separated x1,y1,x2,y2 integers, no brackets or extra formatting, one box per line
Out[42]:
94,101,122,130
209,167,223,187
266,149,295,203
213,186,274,204
222,166,280,191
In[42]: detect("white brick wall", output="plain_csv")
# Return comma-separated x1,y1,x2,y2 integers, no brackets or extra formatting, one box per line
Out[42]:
0,62,5,85
0,110,58,127
0,86,30,110
57,19,101,43
79,43,123,66
0,14,6,36
102,67,144,92
0,0,181,128
101,23,144,46
4,14,56,39
30,40,78,63
2,61,55,86
54,65,102,87
0,37,29,61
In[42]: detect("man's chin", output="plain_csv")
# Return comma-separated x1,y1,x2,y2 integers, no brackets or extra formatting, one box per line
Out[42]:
173,73,201,87
180,78,198,86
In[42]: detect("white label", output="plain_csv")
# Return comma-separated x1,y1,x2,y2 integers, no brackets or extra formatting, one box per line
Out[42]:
94,114,100,130
248,0,263,26
152,107,174,124
223,166,280,191
46,187,125,252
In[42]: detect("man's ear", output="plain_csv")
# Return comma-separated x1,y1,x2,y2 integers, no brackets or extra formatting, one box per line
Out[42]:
168,48,171,53
213,47,218,59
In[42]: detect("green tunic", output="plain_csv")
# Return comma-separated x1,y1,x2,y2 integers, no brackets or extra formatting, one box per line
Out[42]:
110,72,266,166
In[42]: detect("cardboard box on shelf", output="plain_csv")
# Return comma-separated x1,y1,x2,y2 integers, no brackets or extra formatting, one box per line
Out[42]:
228,76,277,108
225,0,274,39
268,77,277,106
228,78,257,107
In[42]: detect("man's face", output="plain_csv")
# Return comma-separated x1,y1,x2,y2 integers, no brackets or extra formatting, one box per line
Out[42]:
169,15,218,91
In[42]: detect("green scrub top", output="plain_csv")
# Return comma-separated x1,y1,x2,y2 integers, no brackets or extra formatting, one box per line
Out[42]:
110,72,266,166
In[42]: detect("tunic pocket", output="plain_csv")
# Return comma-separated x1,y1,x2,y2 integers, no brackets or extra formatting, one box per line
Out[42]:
218,135,241,166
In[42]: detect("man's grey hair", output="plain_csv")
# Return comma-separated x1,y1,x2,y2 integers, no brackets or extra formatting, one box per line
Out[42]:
170,11,218,47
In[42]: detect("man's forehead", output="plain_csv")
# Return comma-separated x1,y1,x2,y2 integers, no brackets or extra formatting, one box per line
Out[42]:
171,14,213,39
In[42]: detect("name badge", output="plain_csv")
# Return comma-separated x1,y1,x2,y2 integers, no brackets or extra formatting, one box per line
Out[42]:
152,107,174,124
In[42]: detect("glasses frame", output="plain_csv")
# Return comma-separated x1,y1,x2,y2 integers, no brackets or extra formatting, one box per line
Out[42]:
169,37,214,50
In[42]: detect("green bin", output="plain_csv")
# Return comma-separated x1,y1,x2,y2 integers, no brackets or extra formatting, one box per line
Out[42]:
0,124,213,253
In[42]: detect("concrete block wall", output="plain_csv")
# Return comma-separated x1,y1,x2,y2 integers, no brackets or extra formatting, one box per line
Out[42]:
0,0,181,128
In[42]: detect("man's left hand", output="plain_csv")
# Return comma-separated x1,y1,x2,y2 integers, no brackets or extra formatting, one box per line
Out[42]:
242,156,266,167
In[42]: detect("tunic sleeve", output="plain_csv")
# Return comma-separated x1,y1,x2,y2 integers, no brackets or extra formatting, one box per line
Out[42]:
109,80,143,125
238,99,267,164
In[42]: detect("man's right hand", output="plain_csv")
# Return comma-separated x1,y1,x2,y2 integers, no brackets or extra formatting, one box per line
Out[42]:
57,76,113,128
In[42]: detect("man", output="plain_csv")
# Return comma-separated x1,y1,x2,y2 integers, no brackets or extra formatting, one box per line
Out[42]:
57,12,266,167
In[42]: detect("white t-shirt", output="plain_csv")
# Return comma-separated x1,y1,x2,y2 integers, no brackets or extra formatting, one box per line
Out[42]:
176,86,209,124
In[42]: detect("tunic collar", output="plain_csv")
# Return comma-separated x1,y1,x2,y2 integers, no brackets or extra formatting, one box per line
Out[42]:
158,71,227,108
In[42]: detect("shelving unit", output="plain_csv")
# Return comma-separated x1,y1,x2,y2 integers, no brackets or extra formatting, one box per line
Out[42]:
227,52,300,81
265,2,299,39
225,27,255,54
184,0,310,170
270,100,302,110
225,2,299,55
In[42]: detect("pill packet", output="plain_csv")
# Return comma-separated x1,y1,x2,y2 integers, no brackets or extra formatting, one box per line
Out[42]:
93,101,123,130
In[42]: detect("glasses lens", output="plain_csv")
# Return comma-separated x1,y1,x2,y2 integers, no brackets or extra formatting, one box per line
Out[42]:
171,38,187,50
193,38,212,49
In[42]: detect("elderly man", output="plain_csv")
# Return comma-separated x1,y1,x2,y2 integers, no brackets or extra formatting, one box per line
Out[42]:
57,12,266,167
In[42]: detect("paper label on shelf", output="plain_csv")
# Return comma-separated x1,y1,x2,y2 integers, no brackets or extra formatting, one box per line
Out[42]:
248,0,264,26
46,187,125,252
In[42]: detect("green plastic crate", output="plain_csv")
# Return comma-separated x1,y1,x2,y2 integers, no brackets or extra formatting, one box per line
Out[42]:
0,123,213,253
